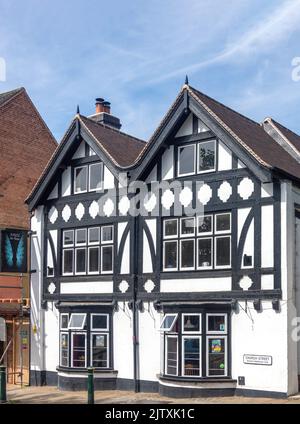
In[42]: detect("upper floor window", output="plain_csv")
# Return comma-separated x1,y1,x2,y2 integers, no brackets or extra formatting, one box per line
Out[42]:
177,140,216,177
162,212,231,272
62,225,114,276
74,162,103,194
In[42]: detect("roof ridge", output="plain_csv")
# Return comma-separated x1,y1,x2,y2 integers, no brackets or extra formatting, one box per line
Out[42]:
268,117,300,139
189,85,261,128
80,114,146,145
0,87,25,107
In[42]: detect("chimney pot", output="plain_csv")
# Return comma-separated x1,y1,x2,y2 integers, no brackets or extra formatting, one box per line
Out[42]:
95,97,105,114
102,101,111,114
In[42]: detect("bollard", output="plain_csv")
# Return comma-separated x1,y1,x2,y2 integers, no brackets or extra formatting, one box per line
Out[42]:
0,365,7,403
87,367,94,404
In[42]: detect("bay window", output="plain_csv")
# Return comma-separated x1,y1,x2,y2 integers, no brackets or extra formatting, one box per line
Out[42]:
162,212,231,271
62,225,114,276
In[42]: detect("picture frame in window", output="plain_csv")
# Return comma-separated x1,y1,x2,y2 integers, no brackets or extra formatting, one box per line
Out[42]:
60,313,69,330
180,238,195,271
197,215,213,236
68,313,87,330
75,247,87,275
206,335,227,377
163,240,178,271
197,139,216,174
91,314,109,331
75,228,87,246
182,313,202,334
63,229,74,247
89,162,103,192
90,333,109,368
88,227,100,245
215,212,231,234
180,217,195,237
101,225,114,244
163,219,178,239
177,144,196,177
197,237,213,270
74,165,88,194
71,332,87,368
160,313,178,332
181,335,202,377
214,236,231,269
62,248,74,276
206,313,227,334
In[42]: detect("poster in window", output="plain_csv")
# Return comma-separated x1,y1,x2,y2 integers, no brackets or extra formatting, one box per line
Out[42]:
211,339,222,353
95,335,105,347
0,229,28,273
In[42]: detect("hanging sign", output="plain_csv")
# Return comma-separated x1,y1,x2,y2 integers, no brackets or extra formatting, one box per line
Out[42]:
243,354,272,365
0,229,28,273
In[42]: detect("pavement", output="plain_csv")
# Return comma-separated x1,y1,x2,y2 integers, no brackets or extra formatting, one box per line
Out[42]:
5,384,300,404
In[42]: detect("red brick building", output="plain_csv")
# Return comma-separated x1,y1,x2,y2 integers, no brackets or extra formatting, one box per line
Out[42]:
0,87,56,385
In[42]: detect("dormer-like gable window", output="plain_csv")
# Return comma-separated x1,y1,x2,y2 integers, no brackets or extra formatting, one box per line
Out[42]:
74,162,103,194
177,139,216,177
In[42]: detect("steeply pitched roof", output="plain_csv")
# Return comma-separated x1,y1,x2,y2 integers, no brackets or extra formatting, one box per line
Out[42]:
0,87,24,107
79,115,146,167
266,118,300,154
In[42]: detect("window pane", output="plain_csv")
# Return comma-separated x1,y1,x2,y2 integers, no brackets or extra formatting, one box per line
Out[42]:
183,338,200,376
181,240,194,269
76,248,86,273
61,315,68,330
198,140,215,172
72,334,86,367
166,337,178,375
216,213,231,232
216,237,231,266
88,227,100,244
198,238,212,268
160,314,178,331
76,229,87,245
60,333,69,367
88,247,99,273
164,220,177,238
63,230,74,246
69,314,86,329
208,338,226,376
63,249,73,274
91,334,108,368
74,167,87,193
164,241,177,270
102,246,113,272
181,218,195,236
102,226,113,243
178,145,195,175
208,315,226,333
198,215,212,234
183,315,201,332
92,315,108,330
89,163,103,191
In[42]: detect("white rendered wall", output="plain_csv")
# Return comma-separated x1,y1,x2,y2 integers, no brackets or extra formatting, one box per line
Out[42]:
61,166,71,197
113,304,133,380
104,166,115,190
160,277,231,292
161,146,174,180
175,114,193,137
261,204,274,268
72,140,85,159
47,184,58,200
218,141,232,171
44,302,59,372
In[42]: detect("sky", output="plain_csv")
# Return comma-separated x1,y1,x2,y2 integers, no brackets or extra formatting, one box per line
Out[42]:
0,0,300,142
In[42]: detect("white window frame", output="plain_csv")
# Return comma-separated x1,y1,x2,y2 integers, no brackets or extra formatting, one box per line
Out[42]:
89,146,96,156
90,333,109,368
206,335,227,377
197,139,216,174
182,335,202,377
60,332,69,367
160,313,178,332
88,246,100,275
180,238,195,271
88,227,100,245
177,144,196,177
91,313,109,331
214,235,231,269
182,313,202,334
74,165,88,194
71,332,87,368
101,225,114,244
63,230,74,248
206,313,227,334
68,313,87,330
62,248,74,276
165,335,178,376
60,313,69,330
197,237,213,270
89,162,103,192
163,240,178,272
197,214,213,236
215,212,231,234
101,245,113,274
180,217,195,238
75,228,87,246
75,247,87,275
163,219,178,239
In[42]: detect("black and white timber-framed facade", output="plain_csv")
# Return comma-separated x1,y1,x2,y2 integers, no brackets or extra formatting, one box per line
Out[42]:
27,83,300,398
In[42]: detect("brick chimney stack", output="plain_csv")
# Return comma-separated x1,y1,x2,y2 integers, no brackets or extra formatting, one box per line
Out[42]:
89,97,121,130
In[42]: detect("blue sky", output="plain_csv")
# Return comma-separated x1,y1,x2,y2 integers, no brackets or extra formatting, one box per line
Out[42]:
0,0,300,142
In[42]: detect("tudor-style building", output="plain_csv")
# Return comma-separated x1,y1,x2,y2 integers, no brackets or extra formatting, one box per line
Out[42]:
26,84,300,398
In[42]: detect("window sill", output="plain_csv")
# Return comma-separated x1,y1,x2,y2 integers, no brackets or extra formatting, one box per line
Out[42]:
159,374,236,385
57,366,118,377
